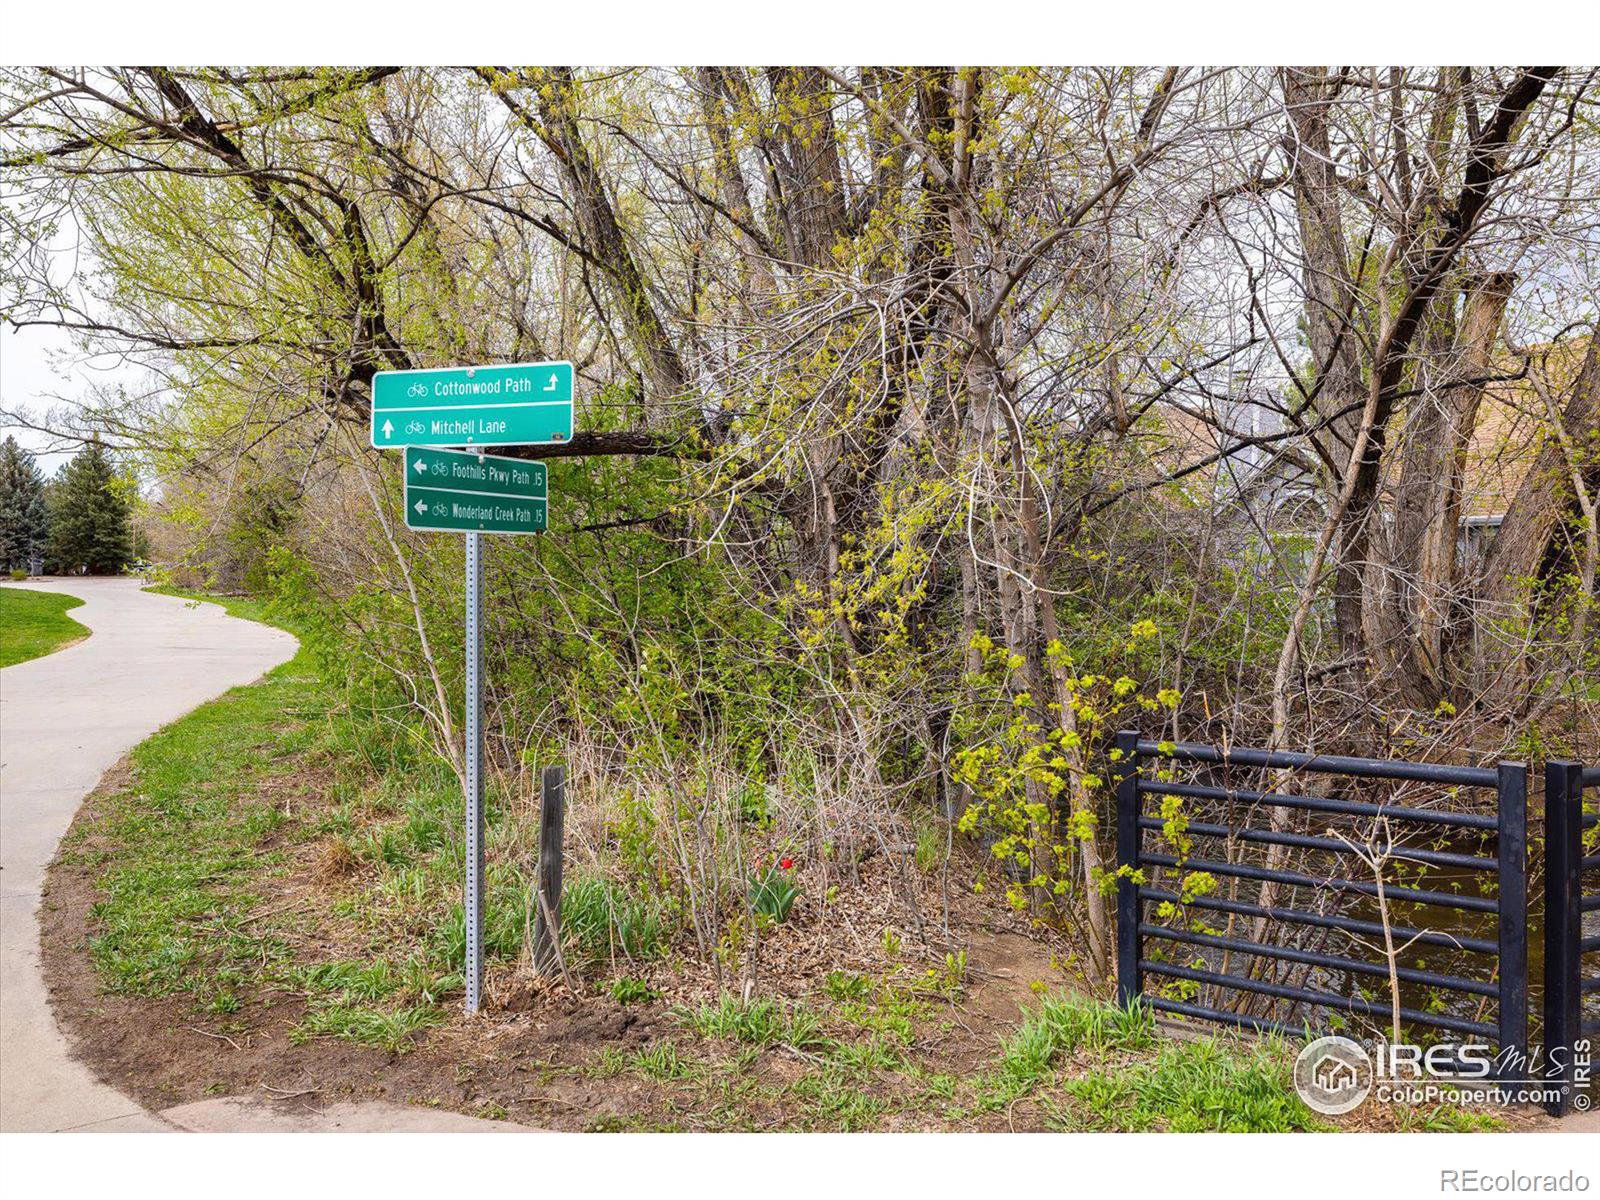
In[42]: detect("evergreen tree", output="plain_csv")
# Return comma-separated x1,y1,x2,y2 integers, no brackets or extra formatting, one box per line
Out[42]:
46,441,134,575
0,436,50,573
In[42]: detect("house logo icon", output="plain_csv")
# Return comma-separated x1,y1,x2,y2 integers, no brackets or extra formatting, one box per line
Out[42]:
1294,1036,1372,1115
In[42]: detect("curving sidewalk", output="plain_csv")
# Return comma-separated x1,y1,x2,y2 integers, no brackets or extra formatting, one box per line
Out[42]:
0,578,537,1134
0,578,298,1130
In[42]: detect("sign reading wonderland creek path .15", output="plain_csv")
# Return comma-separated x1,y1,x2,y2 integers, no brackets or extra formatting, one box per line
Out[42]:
371,361,573,448
404,446,547,535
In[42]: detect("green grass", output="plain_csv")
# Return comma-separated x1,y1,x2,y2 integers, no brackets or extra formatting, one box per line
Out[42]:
645,985,1505,1133
913,814,950,874
946,995,1329,1132
1000,993,1156,1084
629,1040,695,1081
1393,1104,1506,1132
790,1067,890,1130
676,994,830,1048
72,585,614,1063
76,621,324,1009
290,1002,444,1053
1048,1036,1328,1132
933,994,1328,1132
67,587,476,1051
0,586,88,667
981,999,1498,1133
562,874,669,964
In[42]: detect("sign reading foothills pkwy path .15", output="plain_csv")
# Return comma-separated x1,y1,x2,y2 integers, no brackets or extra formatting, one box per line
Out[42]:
378,363,565,1016
371,361,573,448
404,446,547,535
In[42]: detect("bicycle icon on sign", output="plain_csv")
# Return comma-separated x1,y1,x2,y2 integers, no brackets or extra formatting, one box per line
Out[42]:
407,382,428,398
404,420,426,434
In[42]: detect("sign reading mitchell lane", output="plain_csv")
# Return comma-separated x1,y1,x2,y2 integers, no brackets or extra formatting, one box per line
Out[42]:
404,446,547,535
371,361,573,448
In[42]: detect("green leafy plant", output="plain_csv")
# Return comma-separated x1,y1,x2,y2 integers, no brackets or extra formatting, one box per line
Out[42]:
747,859,799,922
824,970,871,1002
608,976,659,1005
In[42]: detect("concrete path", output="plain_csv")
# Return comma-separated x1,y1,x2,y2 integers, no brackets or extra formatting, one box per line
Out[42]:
159,1097,535,1133
1,578,534,1134
1,578,297,1131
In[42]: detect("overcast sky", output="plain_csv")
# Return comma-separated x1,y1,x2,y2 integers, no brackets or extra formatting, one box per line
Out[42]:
0,322,82,473
0,320,134,480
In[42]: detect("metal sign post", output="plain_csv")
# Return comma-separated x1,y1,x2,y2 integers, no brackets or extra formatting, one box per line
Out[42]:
371,361,569,1018
464,527,484,1014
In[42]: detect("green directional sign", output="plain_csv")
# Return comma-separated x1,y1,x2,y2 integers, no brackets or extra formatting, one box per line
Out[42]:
372,361,573,449
404,447,547,535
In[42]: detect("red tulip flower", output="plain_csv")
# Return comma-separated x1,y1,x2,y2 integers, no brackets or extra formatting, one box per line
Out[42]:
779,857,794,870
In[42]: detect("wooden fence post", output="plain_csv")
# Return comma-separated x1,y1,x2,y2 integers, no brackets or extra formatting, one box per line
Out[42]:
532,764,566,975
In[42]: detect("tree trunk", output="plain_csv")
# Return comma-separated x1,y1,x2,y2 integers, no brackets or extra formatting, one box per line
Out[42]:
1474,336,1600,703
1382,273,1514,706
528,68,689,410
1281,67,1368,658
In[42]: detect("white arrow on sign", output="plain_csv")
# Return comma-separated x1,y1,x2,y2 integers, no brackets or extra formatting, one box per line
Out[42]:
415,500,428,514
383,419,395,437
544,373,558,391
414,459,428,473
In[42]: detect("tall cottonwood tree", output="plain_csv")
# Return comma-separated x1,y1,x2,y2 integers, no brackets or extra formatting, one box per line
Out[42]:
1264,66,1597,734
2,66,1595,985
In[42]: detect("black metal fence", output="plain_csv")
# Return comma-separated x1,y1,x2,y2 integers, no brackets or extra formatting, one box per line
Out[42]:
1543,761,1599,1116
1113,731,1527,1072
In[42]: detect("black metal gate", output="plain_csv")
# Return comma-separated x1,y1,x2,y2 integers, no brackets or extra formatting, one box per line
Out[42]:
1113,731,1527,1073
1543,761,1599,1115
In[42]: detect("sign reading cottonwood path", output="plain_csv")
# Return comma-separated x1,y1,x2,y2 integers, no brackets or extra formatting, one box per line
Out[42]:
371,361,573,448
404,446,547,535
374,361,570,1016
